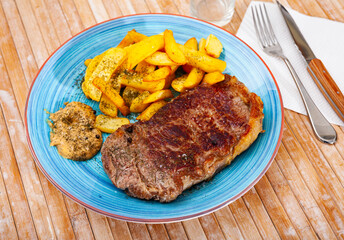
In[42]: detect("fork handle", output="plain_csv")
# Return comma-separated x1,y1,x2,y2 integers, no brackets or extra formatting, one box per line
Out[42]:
282,57,336,144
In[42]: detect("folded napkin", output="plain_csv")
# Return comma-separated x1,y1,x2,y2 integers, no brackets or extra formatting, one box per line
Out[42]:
237,1,344,126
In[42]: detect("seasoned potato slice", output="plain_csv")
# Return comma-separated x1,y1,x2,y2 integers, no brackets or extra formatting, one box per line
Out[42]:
84,59,92,67
88,48,127,101
171,74,188,92
118,71,166,92
117,29,147,48
164,29,187,65
184,68,205,89
203,71,225,85
184,37,198,50
99,95,118,117
130,91,150,113
205,34,223,58
143,89,173,104
95,115,130,133
198,38,207,53
137,100,167,121
125,35,164,69
135,61,156,74
178,44,226,73
122,86,143,106
143,67,171,82
83,53,105,99
145,52,179,66
93,77,130,116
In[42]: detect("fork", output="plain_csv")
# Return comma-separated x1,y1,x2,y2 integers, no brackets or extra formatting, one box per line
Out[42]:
252,4,336,144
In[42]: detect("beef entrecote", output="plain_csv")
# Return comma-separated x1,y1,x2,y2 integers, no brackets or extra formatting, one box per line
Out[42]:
101,75,264,202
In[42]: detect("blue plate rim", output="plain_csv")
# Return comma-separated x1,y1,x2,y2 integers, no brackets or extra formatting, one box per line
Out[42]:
24,13,284,223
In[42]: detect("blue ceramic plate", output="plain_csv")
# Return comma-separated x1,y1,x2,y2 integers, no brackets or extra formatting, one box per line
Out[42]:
25,14,283,223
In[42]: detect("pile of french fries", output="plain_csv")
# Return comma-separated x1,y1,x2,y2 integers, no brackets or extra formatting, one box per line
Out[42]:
82,29,227,133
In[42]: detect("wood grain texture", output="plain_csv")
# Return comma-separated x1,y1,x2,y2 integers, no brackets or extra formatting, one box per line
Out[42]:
1,0,344,239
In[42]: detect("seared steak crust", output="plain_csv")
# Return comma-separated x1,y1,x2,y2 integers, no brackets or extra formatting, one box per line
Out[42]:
101,75,264,202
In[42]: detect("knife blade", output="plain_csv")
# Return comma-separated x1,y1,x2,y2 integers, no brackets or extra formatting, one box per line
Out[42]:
277,1,344,122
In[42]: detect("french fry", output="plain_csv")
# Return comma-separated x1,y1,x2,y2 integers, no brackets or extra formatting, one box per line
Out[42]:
83,53,105,99
135,61,156,74
84,59,92,67
184,37,198,50
118,71,166,92
145,52,179,66
117,29,147,48
143,67,171,82
130,91,150,113
122,86,143,106
93,77,130,116
99,95,118,117
178,44,226,73
171,74,188,92
184,68,205,89
199,38,207,53
125,35,164,69
164,29,187,65
88,48,127,101
163,65,179,89
95,115,130,133
203,71,225,85
205,34,223,58
143,89,173,104
137,100,167,121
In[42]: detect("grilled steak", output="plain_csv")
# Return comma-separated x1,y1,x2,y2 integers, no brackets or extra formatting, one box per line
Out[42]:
101,75,264,202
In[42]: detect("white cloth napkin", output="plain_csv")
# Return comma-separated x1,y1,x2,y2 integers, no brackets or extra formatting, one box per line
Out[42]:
236,1,344,126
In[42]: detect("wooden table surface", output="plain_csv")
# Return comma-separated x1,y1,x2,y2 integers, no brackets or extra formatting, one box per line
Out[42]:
1,0,344,239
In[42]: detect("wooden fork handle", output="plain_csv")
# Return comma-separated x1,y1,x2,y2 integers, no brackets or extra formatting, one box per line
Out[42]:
308,58,344,122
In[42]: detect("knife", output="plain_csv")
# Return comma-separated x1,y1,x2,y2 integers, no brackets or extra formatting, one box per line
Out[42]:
277,1,344,122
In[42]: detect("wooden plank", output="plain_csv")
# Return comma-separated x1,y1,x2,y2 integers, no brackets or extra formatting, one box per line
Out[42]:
164,222,188,240
255,176,299,239
172,0,190,16
266,161,318,239
86,209,114,240
242,188,281,239
58,0,84,35
64,198,95,240
282,120,344,238
115,0,149,15
101,0,122,19
87,0,109,23
146,224,169,240
198,214,225,240
228,199,262,240
182,218,207,240
73,0,97,29
214,206,244,240
107,218,132,240
127,222,151,240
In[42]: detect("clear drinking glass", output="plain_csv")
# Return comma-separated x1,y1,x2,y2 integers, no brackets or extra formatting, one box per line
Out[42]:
190,0,235,26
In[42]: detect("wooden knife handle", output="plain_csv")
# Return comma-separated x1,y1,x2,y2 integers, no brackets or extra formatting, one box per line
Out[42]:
308,58,344,122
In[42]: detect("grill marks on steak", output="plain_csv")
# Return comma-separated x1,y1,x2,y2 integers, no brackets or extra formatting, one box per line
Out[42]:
101,75,264,202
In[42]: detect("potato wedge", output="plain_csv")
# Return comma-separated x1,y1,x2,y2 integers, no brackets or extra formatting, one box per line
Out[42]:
143,67,171,82
117,29,147,48
137,100,167,121
184,37,198,50
205,34,223,58
88,48,127,101
171,74,188,92
99,95,118,117
164,29,187,65
83,53,105,99
198,38,207,54
130,91,150,113
118,71,166,92
125,34,164,69
93,77,130,116
178,44,226,73
143,89,173,104
84,59,92,67
203,71,225,85
95,115,130,133
184,68,205,89
122,86,143,106
135,61,156,74
163,65,179,89
144,51,178,66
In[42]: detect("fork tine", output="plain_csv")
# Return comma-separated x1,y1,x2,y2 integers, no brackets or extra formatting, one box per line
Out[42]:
258,4,273,46
263,4,277,44
252,5,266,47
